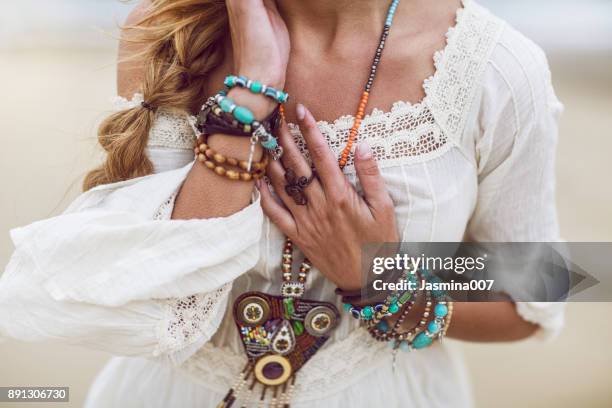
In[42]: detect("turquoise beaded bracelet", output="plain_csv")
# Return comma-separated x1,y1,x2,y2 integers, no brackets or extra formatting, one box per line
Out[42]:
215,94,255,125
224,75,289,104
214,93,283,160
343,271,418,323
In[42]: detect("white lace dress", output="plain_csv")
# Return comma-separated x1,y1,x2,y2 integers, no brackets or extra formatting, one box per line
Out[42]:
0,2,565,407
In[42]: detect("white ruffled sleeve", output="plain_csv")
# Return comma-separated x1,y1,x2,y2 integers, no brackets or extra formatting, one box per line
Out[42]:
0,162,263,363
465,28,566,340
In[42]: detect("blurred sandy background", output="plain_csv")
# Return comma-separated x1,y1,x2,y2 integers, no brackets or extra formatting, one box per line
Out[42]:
1,1,611,407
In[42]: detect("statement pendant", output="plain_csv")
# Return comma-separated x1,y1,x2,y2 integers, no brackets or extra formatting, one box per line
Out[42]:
224,291,339,406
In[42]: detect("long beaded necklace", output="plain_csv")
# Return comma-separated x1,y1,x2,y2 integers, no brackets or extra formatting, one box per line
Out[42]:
221,1,401,407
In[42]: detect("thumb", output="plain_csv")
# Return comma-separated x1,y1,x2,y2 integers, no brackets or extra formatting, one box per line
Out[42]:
354,142,390,209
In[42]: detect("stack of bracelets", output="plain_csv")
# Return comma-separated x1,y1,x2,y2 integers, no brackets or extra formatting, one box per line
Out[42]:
193,75,287,179
339,265,454,353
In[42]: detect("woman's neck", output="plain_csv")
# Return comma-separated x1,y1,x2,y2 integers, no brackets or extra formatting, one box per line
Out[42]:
277,0,411,51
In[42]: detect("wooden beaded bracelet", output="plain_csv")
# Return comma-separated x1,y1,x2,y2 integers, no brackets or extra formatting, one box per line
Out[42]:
194,135,268,182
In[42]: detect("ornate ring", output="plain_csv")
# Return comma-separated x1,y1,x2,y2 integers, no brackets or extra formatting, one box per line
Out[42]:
284,168,316,205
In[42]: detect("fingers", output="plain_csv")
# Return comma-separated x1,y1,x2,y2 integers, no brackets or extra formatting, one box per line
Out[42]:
296,104,345,193
277,121,324,199
266,159,308,214
278,121,308,172
354,142,394,215
257,178,297,238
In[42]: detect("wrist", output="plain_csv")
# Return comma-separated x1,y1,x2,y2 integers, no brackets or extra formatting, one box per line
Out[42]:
226,87,278,121
207,134,264,163
236,69,285,91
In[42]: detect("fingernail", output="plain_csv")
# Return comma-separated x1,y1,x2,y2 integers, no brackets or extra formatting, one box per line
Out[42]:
357,142,372,159
296,103,306,121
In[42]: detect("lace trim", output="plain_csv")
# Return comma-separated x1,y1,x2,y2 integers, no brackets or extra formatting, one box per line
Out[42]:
111,94,197,150
111,93,144,110
156,286,232,356
288,101,451,174
149,108,197,149
424,0,504,139
151,192,233,357
153,192,177,220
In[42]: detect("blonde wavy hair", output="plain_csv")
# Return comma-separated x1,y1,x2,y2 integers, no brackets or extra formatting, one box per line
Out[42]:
83,0,228,191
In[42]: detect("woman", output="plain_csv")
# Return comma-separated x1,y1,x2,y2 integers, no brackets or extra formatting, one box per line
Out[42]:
0,0,565,407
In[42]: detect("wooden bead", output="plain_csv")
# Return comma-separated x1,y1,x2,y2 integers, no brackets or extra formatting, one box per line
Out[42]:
227,157,238,166
226,170,240,180
204,160,215,170
214,166,226,176
239,160,249,170
198,153,206,162
213,153,226,163
240,172,253,181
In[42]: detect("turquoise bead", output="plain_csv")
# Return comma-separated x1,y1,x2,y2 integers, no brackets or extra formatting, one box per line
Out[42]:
250,81,263,93
343,303,352,312
377,320,389,333
362,306,373,318
434,303,448,318
223,75,236,87
261,137,278,150
413,333,433,349
388,302,400,314
219,97,235,113
432,289,445,298
233,106,254,124
427,321,441,334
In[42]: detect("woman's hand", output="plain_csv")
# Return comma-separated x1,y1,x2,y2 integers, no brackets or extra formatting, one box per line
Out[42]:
209,0,290,159
258,104,400,291
226,0,290,89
